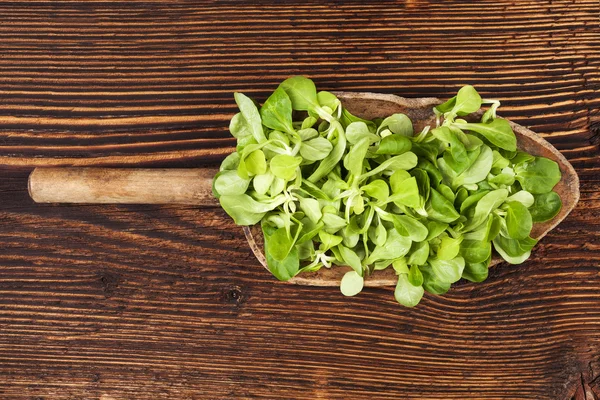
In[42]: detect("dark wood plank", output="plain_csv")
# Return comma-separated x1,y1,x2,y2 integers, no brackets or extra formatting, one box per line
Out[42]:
0,1,599,399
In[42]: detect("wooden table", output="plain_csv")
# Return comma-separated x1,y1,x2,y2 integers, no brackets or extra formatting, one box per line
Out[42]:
1,2,598,399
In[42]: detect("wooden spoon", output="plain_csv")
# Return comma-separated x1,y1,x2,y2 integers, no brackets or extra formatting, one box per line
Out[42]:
28,92,580,287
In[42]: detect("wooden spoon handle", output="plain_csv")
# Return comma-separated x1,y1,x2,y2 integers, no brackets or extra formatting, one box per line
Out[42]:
28,167,219,205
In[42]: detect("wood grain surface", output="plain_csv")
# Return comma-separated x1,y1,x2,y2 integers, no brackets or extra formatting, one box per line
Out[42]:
0,1,599,399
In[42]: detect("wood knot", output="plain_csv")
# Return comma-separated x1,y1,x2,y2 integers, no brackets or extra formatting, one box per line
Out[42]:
221,285,245,305
98,272,120,298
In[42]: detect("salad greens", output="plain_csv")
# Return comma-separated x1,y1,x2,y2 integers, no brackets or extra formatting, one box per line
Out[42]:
214,76,563,307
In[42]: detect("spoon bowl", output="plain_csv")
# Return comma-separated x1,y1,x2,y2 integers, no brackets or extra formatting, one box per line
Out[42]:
244,91,580,286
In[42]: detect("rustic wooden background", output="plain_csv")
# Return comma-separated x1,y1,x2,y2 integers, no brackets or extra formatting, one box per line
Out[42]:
0,1,599,399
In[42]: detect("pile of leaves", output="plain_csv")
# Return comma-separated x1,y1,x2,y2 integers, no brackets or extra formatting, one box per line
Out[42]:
213,76,562,306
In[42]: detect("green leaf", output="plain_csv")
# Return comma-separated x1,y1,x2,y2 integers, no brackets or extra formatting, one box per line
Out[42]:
220,194,284,225
263,136,288,160
270,154,302,180
477,180,493,191
392,178,421,209
389,171,421,209
460,190,490,214
308,122,347,183
317,91,340,113
429,256,465,284
530,191,562,222
342,223,360,248
378,114,413,137
505,201,533,240
318,231,343,250
451,85,482,115
426,221,449,240
442,151,476,181
462,257,490,283
213,170,250,198
367,225,380,246
464,214,501,242
459,130,484,151
376,134,412,155
454,187,469,209
267,227,297,261
486,213,502,242
268,130,290,146
300,137,333,161
301,180,331,201
461,240,492,264
340,108,377,131
453,119,517,151
236,155,249,179
493,235,537,264
395,273,424,307
236,132,258,153
270,177,285,196
367,229,412,263
279,76,318,111
481,101,499,123
374,222,387,247
260,87,294,134
435,96,456,114
340,271,364,297
346,121,380,145
253,170,275,195
297,128,318,141
234,92,266,143
362,179,389,201
359,152,418,181
262,224,299,281
344,137,370,177
437,157,457,187
297,220,324,244
489,169,515,186
245,150,267,175
228,113,252,139
438,184,455,202
296,239,314,260
301,116,318,130
322,212,347,233
350,195,366,218
393,258,409,274
511,151,535,165
421,265,452,295
220,152,241,172
265,245,300,281
389,214,429,242
408,241,429,266
432,126,468,172
408,265,424,286
507,190,535,208
492,150,510,169
453,145,493,187
390,169,410,189
514,157,561,194
298,197,322,224
412,142,440,165
465,188,508,231
338,245,363,275
425,188,460,223
438,235,462,260
412,168,431,202
279,76,332,121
